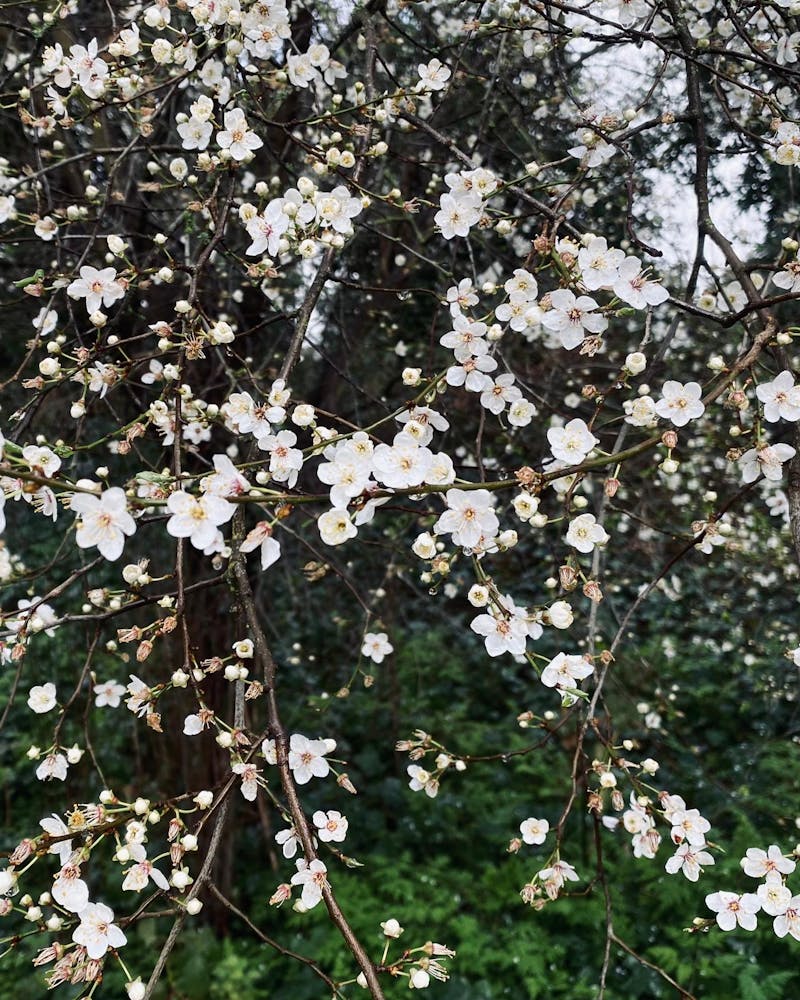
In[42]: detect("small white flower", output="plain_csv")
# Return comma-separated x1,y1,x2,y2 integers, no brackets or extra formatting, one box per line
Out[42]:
28,682,57,714
240,521,281,570
435,193,481,240
121,859,170,892
52,865,90,913
66,266,125,315
232,761,260,801
417,58,451,92
166,491,234,550
312,810,348,843
72,902,127,958
407,764,439,798
520,817,549,845
470,610,528,657
361,632,393,663
216,107,263,161
288,734,333,784
654,381,705,427
757,879,792,916
318,508,358,546
540,653,594,694
756,371,800,423
548,601,574,629
739,443,796,484
434,489,499,549
741,845,796,879
705,890,760,932
612,257,669,309
547,419,598,464
541,289,607,349
565,513,609,553
71,487,136,561
664,843,714,882
275,827,300,859
290,858,328,909
412,532,437,559
409,968,431,989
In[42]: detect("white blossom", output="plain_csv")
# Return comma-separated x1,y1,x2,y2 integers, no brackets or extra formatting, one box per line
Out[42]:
72,902,127,958
71,488,136,561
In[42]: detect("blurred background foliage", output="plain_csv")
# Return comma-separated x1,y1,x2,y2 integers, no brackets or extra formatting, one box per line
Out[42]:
3,534,800,997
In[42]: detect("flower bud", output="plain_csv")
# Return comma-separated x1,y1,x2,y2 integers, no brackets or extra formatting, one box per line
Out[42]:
661,430,678,449
381,917,404,938
126,979,146,1000
412,532,437,559
625,352,647,375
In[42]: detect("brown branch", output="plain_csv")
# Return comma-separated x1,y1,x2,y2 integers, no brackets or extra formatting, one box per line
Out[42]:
229,548,386,999
208,883,345,997
610,933,698,1000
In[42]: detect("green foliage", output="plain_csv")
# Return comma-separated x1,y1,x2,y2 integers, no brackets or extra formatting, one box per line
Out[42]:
4,548,800,999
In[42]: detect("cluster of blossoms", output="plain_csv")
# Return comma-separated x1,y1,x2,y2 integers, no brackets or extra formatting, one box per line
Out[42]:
0,793,212,991
42,38,111,101
440,284,535,422
706,846,799,939
567,106,627,169
736,369,800,484
435,168,498,240
773,120,800,167
241,179,364,259
513,758,721,908
0,438,61,537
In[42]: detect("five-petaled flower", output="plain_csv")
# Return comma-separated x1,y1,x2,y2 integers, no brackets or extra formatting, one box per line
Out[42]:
71,488,136,561
166,491,234,550
361,632,393,663
290,858,328,909
520,817,549,845
313,810,348,843
655,381,705,427
28,682,57,714
72,902,127,959
67,266,125,314
705,890,760,931
216,108,263,161
288,734,334,785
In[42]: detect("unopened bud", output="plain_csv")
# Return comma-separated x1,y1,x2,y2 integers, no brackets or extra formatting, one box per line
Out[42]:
337,773,357,795
661,430,678,449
